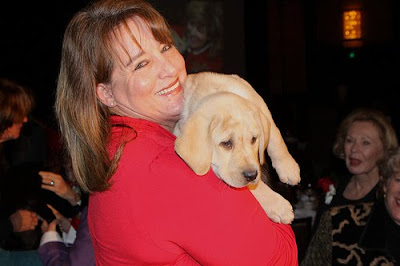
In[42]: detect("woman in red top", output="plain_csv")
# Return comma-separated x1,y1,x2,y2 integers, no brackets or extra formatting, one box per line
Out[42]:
55,0,298,265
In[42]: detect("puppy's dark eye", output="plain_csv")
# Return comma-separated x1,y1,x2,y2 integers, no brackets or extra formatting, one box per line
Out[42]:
220,140,233,150
251,136,257,144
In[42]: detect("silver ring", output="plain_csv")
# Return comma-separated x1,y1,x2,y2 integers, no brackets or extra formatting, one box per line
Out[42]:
50,181,54,186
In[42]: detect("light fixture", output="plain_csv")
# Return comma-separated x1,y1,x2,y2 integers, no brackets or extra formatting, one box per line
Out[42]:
343,10,362,40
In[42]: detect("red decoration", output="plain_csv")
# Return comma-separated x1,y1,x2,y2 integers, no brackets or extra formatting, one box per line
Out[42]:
317,176,334,193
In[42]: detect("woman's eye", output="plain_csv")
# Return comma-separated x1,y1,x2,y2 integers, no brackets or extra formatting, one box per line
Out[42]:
251,136,257,144
161,44,172,53
135,61,148,70
362,140,371,146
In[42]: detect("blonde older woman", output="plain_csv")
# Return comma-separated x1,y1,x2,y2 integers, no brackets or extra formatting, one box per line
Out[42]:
328,108,398,208
303,110,399,265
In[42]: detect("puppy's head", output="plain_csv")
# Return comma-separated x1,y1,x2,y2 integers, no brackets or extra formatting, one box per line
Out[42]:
175,92,271,188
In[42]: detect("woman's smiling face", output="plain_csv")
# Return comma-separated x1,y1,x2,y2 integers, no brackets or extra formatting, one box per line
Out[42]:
384,174,400,226
98,17,187,131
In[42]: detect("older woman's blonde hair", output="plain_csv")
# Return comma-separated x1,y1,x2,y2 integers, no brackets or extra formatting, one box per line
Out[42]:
333,108,398,160
55,0,174,192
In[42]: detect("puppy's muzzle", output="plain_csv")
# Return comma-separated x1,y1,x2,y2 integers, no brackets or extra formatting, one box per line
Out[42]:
243,170,258,182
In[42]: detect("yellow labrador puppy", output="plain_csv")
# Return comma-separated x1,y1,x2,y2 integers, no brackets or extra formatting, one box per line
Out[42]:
174,72,300,224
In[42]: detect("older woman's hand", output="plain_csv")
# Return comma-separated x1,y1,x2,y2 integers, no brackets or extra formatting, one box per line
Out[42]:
39,171,81,206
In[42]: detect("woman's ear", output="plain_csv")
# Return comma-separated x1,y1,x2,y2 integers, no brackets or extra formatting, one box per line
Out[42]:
96,83,116,107
383,182,388,194
380,176,388,194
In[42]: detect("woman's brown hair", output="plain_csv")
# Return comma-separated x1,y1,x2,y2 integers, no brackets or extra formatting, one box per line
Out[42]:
55,0,173,192
0,78,34,135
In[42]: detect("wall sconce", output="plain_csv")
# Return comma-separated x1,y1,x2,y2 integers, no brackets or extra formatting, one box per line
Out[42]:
342,9,362,48
343,10,361,40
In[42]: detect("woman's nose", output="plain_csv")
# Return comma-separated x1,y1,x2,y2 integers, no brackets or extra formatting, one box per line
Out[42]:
159,60,177,78
351,142,359,152
23,116,28,123
157,51,182,79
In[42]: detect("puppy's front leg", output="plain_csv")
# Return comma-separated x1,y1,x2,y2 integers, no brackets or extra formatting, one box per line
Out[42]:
267,126,301,186
249,181,294,224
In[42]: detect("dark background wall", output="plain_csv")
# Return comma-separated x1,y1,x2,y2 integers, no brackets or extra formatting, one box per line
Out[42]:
0,0,90,127
1,0,400,182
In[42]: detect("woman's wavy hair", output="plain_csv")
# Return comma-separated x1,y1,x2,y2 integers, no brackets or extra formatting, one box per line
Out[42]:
333,108,398,160
55,0,173,192
0,78,34,135
378,147,400,199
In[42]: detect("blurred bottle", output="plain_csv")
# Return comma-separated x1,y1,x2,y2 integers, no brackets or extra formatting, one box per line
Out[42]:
301,183,318,210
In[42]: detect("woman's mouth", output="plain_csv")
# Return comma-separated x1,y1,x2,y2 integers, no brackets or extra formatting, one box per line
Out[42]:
156,81,180,96
350,158,361,166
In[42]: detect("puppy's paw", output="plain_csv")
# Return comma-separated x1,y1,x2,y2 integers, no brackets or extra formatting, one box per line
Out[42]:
250,181,295,224
273,159,301,186
264,194,294,224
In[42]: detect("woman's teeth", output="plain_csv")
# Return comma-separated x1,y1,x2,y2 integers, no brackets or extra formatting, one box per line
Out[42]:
157,82,179,95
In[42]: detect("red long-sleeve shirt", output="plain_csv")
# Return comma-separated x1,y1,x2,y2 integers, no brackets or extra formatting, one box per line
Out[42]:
89,116,298,265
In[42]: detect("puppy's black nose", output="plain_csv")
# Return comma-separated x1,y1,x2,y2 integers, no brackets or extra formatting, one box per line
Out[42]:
243,170,258,182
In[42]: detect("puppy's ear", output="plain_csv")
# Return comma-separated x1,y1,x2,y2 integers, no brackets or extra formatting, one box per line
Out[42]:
257,110,271,165
175,112,219,175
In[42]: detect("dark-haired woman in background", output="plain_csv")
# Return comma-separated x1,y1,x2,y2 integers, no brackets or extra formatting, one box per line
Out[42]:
0,78,41,264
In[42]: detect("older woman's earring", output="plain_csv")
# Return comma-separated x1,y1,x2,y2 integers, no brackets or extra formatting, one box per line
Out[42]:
110,101,116,107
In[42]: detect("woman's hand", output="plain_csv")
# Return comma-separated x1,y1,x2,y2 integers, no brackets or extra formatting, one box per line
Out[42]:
39,171,81,206
9,209,39,232
46,204,72,233
41,218,58,233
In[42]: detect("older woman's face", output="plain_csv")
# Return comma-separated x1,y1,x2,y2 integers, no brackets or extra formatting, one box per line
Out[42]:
344,121,384,176
104,17,187,131
384,174,400,225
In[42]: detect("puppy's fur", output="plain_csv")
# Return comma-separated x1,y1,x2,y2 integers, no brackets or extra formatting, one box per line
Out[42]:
174,72,300,224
